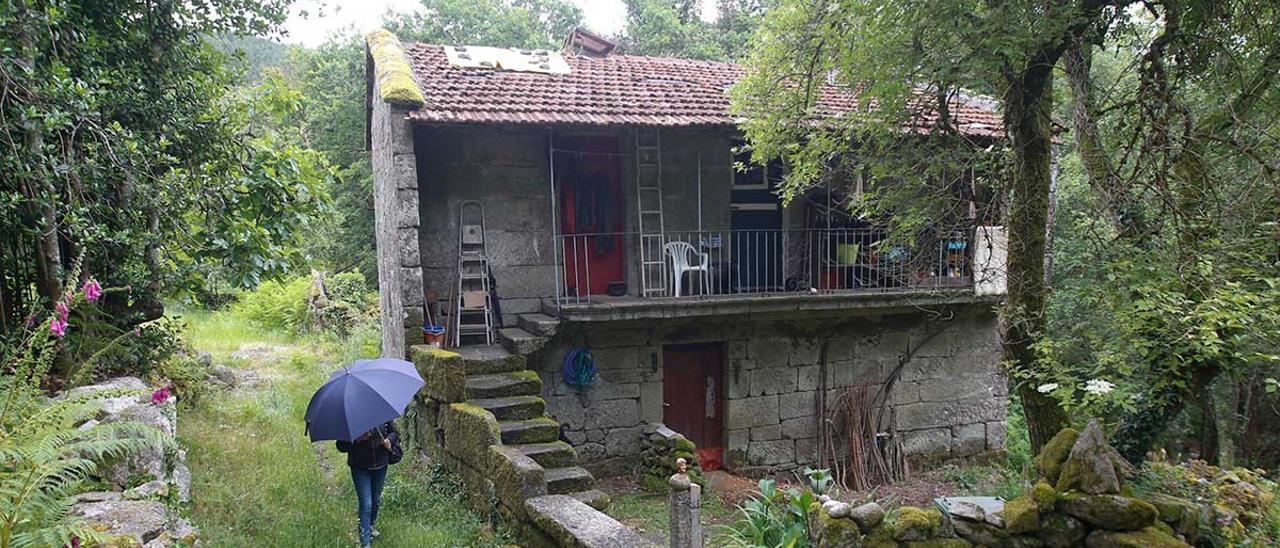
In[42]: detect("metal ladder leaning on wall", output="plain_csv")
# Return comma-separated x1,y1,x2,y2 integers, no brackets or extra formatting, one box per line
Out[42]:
451,200,495,346
635,128,667,297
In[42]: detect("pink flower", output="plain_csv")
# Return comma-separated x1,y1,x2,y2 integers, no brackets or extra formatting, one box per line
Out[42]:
55,300,69,318
151,385,171,405
133,327,142,337
50,317,68,338
82,280,102,303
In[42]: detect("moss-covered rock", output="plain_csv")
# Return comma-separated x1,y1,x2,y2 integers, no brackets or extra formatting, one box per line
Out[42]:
365,29,425,107
811,502,864,548
1031,481,1057,513
862,523,898,548
1035,427,1079,484
952,517,1007,546
850,502,886,533
1036,512,1086,548
1000,495,1041,534
441,402,500,464
1058,493,1157,531
889,506,943,541
489,445,546,517
1055,421,1125,495
410,346,466,403
904,539,972,548
1144,493,1202,536
1084,526,1190,547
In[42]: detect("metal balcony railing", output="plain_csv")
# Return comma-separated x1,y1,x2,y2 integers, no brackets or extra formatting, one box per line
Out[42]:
553,227,974,306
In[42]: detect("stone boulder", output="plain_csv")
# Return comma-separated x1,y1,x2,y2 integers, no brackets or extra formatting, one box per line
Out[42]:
66,376,147,417
69,499,198,547
1055,421,1129,495
1036,513,1086,548
888,507,943,542
1034,428,1079,484
809,502,863,548
849,502,886,533
1084,526,1190,547
999,496,1041,535
1058,493,1157,531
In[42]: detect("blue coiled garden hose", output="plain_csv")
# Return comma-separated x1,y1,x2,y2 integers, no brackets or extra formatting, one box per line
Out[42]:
562,347,598,391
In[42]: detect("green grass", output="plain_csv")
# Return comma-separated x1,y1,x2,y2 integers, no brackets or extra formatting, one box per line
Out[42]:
172,306,293,358
179,310,507,547
607,486,734,543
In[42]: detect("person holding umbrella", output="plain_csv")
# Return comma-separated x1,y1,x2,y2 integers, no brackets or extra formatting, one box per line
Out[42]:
305,358,423,547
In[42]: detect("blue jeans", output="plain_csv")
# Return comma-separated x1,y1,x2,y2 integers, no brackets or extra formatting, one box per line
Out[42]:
351,466,387,546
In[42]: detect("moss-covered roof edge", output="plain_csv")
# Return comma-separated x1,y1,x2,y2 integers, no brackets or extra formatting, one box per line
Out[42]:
366,28,425,108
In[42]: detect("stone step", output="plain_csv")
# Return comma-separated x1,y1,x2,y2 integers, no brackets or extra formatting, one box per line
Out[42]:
465,371,542,399
567,489,612,512
545,466,594,495
456,344,526,374
511,441,577,469
524,495,652,547
497,327,546,356
499,417,561,445
469,395,545,421
517,313,560,338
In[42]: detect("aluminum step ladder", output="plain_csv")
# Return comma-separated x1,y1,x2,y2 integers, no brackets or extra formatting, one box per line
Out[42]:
635,128,667,297
451,200,495,346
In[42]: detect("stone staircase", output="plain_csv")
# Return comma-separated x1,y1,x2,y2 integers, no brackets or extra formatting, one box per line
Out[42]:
454,316,610,510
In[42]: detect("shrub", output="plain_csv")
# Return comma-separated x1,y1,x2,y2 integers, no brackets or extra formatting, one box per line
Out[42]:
0,281,161,547
720,477,814,547
231,276,312,333
1132,460,1280,545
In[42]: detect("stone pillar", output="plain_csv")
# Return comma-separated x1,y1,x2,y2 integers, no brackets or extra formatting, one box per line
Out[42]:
668,458,702,548
368,30,425,358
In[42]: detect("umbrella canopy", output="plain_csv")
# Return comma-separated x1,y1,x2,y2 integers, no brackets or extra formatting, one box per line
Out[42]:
304,358,424,442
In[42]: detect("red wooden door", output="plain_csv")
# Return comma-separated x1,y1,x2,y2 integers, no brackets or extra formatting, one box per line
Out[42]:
663,343,724,468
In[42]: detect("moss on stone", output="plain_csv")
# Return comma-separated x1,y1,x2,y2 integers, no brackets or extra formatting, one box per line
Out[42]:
904,539,973,548
673,434,696,454
1035,427,1079,484
1036,512,1086,548
411,345,466,403
1031,481,1057,513
365,29,425,107
489,445,546,517
1057,493,1157,531
1001,495,1041,534
441,403,500,464
862,523,898,548
1084,526,1190,547
889,506,942,541
503,416,559,444
814,505,863,548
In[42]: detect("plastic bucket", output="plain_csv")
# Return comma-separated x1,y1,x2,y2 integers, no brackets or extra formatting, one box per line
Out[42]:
423,325,446,347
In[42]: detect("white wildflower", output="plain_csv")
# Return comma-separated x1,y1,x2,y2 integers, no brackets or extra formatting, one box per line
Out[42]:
1084,379,1115,396
1036,383,1060,394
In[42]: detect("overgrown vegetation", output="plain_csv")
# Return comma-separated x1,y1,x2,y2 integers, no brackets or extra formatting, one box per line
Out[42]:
180,301,507,546
0,277,161,547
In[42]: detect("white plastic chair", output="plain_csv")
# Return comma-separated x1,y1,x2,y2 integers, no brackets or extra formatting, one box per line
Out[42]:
664,241,710,297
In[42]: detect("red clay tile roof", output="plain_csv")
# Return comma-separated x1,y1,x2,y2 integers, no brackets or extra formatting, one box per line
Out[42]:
401,42,1003,137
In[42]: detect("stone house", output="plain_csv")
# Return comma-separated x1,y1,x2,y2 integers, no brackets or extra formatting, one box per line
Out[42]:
366,28,1011,481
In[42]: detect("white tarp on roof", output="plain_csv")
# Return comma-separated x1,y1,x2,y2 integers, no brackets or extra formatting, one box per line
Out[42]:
443,45,570,75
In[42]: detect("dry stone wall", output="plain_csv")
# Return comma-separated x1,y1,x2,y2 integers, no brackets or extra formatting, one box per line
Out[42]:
534,303,1006,474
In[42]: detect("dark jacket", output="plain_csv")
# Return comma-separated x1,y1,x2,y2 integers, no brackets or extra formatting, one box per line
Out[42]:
336,421,399,470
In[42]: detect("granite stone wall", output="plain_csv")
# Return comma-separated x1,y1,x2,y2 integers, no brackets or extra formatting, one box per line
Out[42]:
412,124,739,326
369,77,424,357
533,304,1006,475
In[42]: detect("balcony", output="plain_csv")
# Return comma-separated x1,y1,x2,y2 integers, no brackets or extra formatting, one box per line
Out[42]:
549,226,1005,322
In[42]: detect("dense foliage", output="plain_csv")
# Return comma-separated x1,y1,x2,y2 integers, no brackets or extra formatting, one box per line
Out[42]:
620,0,776,61
0,275,159,547
0,0,331,341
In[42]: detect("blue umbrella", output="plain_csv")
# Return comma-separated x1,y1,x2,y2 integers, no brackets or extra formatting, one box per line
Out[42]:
304,358,424,442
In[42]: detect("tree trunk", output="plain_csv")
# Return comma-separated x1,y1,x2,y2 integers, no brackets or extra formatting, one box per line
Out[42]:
1001,55,1070,453
15,8,62,305
1214,376,1239,467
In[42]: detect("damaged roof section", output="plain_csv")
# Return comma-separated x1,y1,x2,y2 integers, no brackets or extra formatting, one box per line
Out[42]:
380,28,1001,134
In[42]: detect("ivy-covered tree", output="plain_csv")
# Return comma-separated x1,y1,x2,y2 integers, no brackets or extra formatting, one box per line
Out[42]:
730,0,1142,452
0,0,331,340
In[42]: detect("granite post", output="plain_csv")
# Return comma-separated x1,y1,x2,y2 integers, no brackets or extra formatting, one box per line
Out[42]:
668,458,702,548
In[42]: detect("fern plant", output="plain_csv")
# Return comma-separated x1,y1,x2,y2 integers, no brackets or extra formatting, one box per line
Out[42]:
0,273,164,548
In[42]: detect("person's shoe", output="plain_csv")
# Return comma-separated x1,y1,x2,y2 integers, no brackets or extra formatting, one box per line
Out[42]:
371,528,380,539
